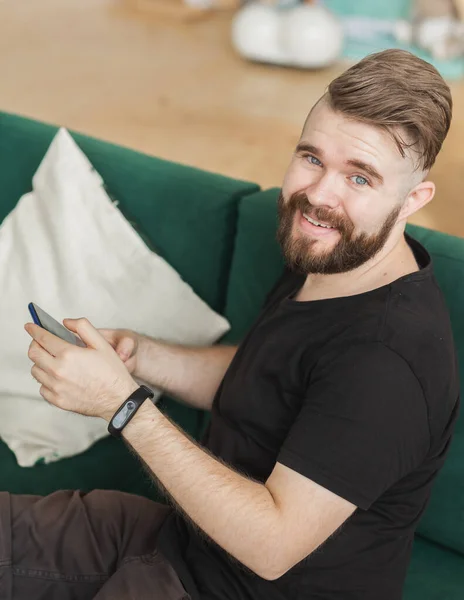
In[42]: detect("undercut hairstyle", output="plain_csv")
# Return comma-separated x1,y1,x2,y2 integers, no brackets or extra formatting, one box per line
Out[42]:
325,49,453,171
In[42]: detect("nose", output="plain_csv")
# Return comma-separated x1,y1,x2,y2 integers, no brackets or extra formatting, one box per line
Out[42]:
305,173,341,210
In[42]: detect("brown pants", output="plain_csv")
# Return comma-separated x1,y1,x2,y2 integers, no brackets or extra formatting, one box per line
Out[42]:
0,490,191,600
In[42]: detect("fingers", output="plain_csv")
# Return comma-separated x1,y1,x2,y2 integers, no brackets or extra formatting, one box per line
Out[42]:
63,318,108,351
96,329,135,360
116,337,135,360
97,329,119,350
39,384,59,408
31,363,56,391
68,324,135,361
98,329,116,342
25,323,68,357
28,339,58,372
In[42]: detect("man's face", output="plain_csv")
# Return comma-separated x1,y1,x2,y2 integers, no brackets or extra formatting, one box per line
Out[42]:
277,99,418,275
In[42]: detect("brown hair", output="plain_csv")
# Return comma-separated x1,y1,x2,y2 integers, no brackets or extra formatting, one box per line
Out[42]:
327,49,453,171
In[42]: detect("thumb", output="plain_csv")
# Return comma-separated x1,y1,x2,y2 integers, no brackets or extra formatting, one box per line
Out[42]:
63,318,109,351
116,337,135,360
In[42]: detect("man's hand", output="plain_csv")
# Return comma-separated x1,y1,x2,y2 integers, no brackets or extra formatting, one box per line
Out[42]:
98,328,140,375
25,318,139,422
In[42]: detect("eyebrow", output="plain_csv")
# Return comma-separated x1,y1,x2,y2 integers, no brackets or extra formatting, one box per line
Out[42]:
295,142,384,185
296,142,322,156
346,159,384,185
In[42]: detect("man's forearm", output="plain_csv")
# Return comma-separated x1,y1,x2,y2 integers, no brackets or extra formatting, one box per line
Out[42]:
122,401,283,579
134,336,238,411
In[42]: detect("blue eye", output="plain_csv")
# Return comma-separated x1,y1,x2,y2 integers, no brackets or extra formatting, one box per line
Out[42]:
351,175,369,186
307,155,322,166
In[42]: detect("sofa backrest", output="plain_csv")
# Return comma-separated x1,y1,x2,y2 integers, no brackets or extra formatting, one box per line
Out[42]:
222,189,285,343
224,188,464,556
0,111,259,313
405,224,464,555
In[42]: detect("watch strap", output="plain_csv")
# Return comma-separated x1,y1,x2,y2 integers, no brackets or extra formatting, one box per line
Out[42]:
108,385,155,438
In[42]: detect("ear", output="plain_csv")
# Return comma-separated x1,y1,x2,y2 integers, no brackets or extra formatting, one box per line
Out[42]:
398,180,435,221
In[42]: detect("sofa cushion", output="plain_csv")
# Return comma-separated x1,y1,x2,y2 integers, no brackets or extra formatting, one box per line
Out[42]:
0,128,230,467
404,537,464,600
0,111,259,313
225,188,464,556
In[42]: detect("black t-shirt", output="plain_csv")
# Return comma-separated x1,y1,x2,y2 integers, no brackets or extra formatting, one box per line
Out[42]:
157,233,460,600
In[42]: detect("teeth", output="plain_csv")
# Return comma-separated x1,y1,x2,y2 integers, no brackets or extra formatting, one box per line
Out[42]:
303,213,334,229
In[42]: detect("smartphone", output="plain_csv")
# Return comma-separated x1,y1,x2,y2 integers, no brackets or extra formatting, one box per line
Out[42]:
28,303,86,347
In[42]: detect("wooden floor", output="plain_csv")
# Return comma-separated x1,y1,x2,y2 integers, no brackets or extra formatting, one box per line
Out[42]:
1,0,463,236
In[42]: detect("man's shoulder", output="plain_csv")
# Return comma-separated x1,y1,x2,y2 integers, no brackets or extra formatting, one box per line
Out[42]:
380,276,459,427
383,269,455,353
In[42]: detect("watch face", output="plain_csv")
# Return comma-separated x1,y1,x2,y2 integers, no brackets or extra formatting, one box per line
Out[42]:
112,401,138,430
108,386,154,437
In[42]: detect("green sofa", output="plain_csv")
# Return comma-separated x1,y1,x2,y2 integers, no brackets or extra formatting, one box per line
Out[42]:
0,112,463,598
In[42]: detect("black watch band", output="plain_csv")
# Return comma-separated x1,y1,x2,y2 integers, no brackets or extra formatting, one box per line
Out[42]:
108,385,155,438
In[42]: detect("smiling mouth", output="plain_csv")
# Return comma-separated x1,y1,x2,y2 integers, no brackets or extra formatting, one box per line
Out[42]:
302,213,336,229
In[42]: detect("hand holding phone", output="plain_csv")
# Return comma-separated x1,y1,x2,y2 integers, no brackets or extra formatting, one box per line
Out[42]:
28,303,86,347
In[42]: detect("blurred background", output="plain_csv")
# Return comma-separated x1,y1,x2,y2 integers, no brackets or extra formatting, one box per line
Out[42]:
1,0,463,236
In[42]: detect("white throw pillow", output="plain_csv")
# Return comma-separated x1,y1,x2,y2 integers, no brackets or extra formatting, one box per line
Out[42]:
0,128,230,467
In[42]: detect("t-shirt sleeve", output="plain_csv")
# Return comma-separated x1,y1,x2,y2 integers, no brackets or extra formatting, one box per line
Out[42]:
277,343,430,510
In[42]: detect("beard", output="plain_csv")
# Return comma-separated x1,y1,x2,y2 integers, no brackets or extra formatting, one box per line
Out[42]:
276,190,402,275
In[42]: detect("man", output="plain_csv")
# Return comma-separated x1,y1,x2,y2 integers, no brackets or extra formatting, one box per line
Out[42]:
4,49,459,599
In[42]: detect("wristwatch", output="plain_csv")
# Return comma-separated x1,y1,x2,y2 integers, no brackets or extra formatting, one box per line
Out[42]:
108,385,155,438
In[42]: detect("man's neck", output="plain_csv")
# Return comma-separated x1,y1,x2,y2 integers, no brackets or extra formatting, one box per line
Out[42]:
295,235,420,303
